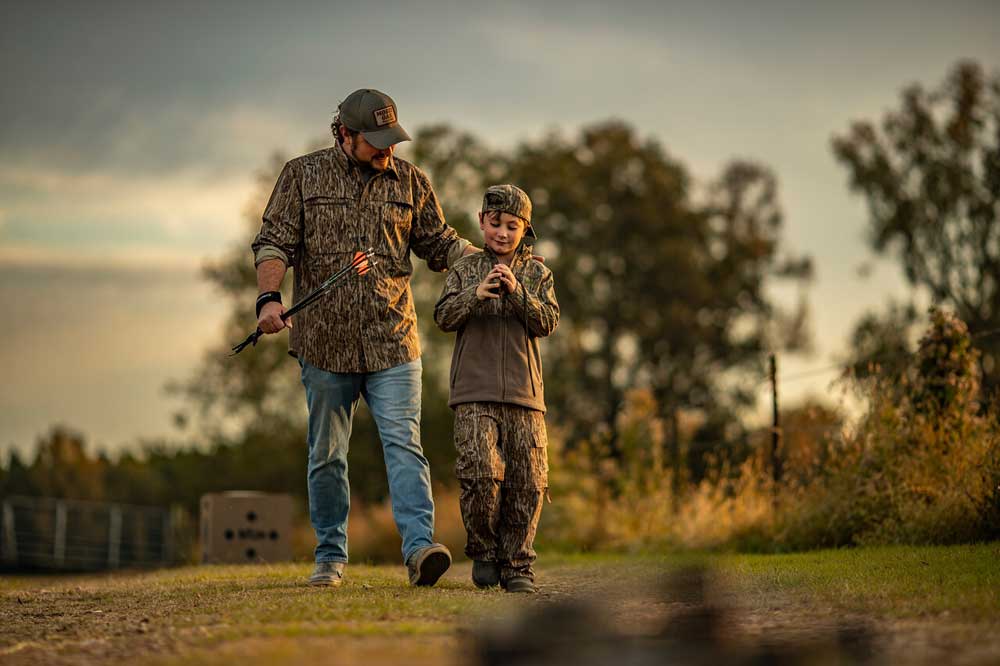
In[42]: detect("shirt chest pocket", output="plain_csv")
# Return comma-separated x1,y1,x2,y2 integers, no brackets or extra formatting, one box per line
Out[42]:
303,196,358,255
378,198,413,253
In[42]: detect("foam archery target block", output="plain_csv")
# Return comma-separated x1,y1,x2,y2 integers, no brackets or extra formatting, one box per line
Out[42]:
200,492,294,564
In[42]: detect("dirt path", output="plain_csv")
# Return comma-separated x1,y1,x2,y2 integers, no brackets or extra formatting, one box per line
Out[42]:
2,559,998,666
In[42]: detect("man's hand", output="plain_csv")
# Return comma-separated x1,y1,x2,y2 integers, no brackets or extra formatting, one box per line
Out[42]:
258,301,292,334
476,272,502,300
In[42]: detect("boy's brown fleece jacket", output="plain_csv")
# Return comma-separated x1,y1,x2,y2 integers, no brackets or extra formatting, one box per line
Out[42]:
433,243,559,413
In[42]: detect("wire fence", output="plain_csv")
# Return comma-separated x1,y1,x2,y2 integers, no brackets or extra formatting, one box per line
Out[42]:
753,324,1000,442
0,495,177,572
771,325,1000,388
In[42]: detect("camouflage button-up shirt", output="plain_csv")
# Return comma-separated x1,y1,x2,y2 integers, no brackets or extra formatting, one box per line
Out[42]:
252,144,470,373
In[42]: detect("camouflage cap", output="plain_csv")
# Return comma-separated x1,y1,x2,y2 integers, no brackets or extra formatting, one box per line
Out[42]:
338,88,411,150
482,184,535,239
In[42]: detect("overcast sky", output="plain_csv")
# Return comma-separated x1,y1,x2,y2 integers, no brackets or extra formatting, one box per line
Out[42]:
2,1,999,457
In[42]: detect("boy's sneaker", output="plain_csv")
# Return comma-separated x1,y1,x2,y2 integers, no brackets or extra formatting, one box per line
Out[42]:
407,543,452,587
308,561,345,587
503,576,536,594
472,560,501,588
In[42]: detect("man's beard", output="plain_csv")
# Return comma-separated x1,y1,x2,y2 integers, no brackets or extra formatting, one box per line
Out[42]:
368,155,391,171
352,147,390,172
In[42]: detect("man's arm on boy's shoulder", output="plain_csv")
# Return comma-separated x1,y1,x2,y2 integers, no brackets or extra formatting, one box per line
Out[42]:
509,267,559,337
434,265,480,332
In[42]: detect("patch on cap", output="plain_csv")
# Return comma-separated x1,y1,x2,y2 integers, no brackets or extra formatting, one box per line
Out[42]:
373,106,397,127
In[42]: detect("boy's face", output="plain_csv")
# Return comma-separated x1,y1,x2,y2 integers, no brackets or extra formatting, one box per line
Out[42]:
479,211,528,257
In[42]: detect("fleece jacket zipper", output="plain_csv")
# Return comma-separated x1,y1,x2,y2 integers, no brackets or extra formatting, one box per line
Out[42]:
500,270,508,402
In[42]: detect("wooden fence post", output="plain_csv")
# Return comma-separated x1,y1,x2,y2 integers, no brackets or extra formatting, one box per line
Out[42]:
770,353,782,487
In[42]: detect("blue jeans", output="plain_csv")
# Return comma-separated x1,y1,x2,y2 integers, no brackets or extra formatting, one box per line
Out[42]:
299,357,435,565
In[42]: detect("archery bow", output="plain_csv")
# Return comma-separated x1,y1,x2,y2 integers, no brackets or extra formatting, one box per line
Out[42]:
230,248,376,355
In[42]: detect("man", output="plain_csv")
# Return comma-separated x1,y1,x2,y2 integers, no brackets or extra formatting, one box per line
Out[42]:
252,88,476,587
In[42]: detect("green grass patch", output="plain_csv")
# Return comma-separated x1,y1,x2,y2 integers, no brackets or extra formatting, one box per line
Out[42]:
541,543,1000,621
2,544,997,665
713,542,1000,620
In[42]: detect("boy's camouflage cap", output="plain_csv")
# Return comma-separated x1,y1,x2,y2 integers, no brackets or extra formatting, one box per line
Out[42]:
481,184,536,239
338,89,411,150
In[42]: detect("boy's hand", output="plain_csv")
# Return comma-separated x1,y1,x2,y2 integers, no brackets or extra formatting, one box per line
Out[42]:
476,273,502,300
492,264,517,294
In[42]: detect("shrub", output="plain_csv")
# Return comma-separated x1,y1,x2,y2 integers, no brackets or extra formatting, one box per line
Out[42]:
540,309,1000,553
777,308,1000,547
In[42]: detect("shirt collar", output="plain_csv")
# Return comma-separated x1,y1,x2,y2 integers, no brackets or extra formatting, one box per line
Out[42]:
484,242,532,269
335,142,400,181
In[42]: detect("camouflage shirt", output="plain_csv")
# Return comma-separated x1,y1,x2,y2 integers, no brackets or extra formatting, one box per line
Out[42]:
252,144,470,373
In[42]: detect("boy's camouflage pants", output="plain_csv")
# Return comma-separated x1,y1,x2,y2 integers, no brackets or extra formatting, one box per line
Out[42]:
453,402,548,583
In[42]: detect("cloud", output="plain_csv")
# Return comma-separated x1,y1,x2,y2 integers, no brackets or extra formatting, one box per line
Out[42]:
0,242,205,272
0,260,226,454
0,165,258,278
0,93,313,276
3,93,302,176
1,161,255,233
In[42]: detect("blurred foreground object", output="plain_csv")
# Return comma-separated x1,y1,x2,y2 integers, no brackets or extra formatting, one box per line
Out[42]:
471,566,880,666
200,492,293,563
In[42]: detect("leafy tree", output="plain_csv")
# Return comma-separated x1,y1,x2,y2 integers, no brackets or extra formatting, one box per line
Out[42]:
912,308,982,418
503,122,812,470
842,301,920,389
28,426,106,501
0,451,34,497
833,60,1000,394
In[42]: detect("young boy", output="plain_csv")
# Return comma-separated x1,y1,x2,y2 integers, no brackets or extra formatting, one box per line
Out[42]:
433,184,559,594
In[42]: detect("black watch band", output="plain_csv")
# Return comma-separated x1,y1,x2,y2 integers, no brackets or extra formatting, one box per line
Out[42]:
256,291,282,318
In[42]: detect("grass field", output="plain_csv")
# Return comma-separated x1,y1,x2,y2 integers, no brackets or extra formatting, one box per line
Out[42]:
1,543,998,665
